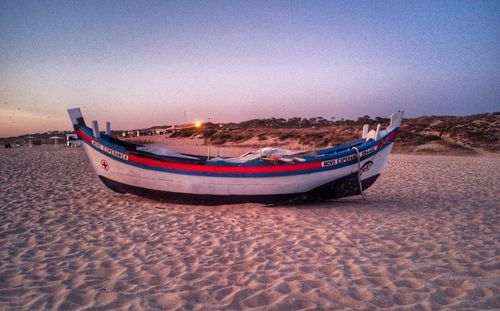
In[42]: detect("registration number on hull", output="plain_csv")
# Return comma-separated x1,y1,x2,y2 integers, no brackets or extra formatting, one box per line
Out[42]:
92,141,129,161
321,147,376,167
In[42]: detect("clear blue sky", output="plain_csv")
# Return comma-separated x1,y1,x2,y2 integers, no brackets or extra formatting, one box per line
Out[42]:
1,0,499,136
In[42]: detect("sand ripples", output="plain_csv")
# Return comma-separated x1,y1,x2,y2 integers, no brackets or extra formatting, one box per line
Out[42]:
0,148,499,310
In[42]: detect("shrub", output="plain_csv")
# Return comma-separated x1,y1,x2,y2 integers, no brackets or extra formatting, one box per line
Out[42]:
203,128,217,139
420,134,441,143
278,131,297,140
179,129,195,138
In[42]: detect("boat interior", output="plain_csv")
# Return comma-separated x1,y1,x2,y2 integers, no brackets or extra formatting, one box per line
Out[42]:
104,133,368,165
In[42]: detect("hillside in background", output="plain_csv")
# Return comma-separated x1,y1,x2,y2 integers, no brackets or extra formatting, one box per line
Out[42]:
2,112,499,155
395,113,499,153
161,112,499,154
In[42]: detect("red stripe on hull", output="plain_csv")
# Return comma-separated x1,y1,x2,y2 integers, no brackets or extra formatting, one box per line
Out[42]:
377,130,398,150
76,129,93,144
127,154,321,174
76,128,322,174
76,127,397,175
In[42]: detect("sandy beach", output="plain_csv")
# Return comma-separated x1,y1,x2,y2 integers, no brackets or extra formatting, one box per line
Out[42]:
0,146,499,310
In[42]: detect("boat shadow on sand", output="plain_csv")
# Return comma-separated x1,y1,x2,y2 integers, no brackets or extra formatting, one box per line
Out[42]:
264,197,404,209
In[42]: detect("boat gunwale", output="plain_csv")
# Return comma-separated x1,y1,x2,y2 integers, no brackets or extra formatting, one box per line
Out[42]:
75,125,399,177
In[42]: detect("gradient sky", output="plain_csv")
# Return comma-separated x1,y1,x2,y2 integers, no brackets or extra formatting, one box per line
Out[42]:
1,0,499,137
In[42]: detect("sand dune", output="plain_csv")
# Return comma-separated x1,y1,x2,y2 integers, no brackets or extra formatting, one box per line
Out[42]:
0,146,499,310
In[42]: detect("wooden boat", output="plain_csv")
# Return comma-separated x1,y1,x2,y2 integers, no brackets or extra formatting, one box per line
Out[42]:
68,108,403,205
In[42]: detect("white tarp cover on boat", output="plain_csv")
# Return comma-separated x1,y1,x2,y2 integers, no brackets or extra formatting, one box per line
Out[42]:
210,147,307,163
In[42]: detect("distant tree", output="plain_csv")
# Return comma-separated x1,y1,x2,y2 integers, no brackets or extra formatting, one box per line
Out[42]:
287,117,301,127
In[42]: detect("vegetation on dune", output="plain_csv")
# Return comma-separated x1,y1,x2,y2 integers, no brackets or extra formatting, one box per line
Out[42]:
3,112,498,154
192,112,499,153
397,132,441,146
113,112,498,154
397,112,500,152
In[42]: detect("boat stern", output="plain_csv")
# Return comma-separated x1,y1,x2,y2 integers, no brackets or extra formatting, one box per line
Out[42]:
387,110,405,132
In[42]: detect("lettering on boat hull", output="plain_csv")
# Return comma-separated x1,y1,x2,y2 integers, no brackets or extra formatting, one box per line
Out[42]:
92,140,129,161
321,146,376,168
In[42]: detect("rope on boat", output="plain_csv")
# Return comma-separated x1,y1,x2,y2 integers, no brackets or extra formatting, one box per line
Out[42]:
351,146,367,200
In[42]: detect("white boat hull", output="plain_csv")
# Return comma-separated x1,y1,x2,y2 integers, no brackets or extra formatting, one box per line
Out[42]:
68,108,403,204
83,142,393,204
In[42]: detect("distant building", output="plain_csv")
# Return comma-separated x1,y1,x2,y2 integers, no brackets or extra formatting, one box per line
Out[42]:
153,128,171,135
66,134,81,147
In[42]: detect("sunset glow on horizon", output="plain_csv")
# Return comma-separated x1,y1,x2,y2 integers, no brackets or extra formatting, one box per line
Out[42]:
1,0,499,137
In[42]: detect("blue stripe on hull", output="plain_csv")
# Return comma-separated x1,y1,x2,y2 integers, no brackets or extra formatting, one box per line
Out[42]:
82,127,397,178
